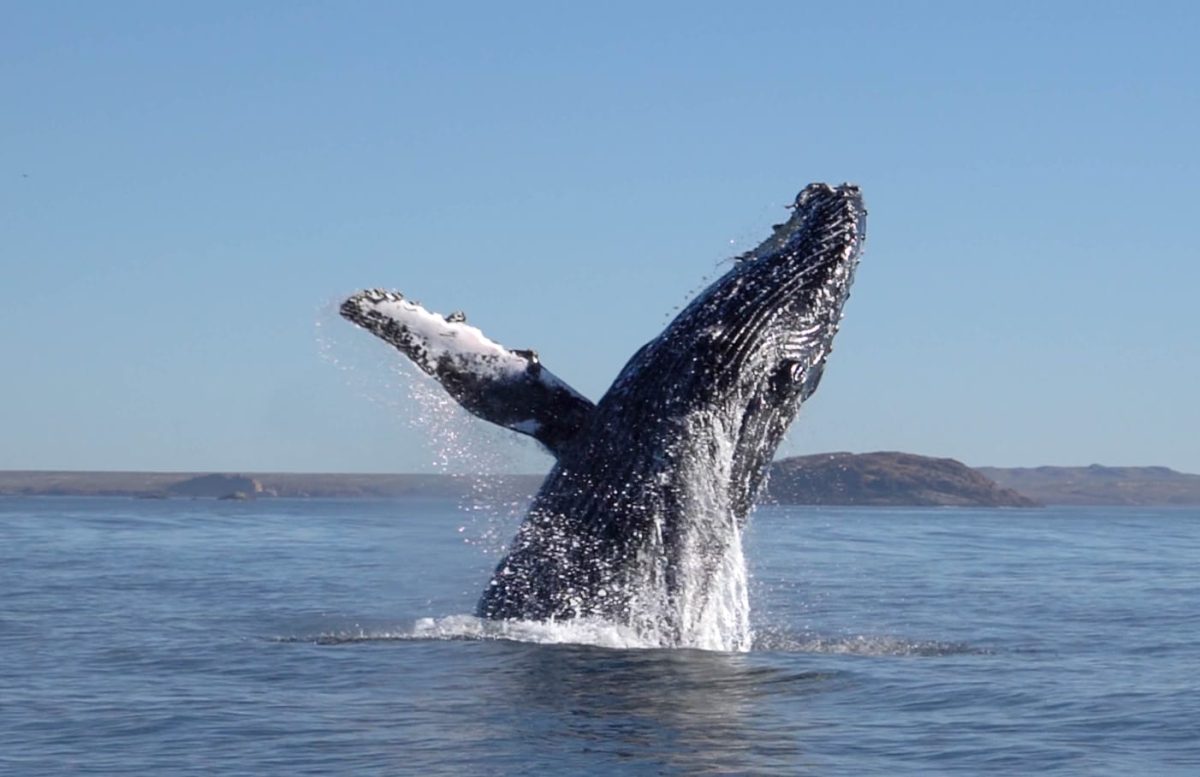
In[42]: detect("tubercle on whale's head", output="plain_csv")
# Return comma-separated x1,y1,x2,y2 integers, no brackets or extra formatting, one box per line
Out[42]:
738,182,865,265
792,181,861,209
791,182,865,243
700,181,865,372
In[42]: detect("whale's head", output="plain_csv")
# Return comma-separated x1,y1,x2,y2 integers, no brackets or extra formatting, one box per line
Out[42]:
596,182,866,516
715,181,865,398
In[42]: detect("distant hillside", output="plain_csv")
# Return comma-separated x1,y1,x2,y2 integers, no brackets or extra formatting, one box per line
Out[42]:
5,459,1199,506
978,465,1200,506
0,471,186,497
767,452,1038,507
169,474,264,499
253,472,542,500
0,470,543,500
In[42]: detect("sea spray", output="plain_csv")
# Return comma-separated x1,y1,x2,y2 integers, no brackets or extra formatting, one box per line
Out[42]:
319,300,540,554
325,302,758,651
616,407,754,652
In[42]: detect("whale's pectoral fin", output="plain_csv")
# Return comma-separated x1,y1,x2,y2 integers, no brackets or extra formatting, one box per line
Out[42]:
340,289,596,455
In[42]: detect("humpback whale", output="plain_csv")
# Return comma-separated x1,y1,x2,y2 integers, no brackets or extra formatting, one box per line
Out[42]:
341,183,865,648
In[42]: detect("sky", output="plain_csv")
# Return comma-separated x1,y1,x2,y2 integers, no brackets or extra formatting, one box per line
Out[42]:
2,1,1197,474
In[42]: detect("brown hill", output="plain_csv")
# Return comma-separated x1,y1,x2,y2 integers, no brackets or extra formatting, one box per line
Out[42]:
767,452,1038,507
977,464,1200,506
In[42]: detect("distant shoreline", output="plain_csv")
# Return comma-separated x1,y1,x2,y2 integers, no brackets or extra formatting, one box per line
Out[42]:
0,470,543,501
3,454,1199,506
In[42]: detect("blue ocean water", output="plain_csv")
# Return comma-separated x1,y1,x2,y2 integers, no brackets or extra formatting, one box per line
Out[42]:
1,496,1196,775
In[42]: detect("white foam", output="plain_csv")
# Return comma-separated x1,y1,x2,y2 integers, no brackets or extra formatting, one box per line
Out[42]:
411,613,663,650
599,408,754,653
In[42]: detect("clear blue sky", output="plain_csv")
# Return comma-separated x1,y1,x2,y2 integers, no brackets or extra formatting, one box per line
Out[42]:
3,2,1197,474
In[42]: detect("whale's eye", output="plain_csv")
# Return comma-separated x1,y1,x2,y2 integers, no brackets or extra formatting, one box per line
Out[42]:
770,359,804,397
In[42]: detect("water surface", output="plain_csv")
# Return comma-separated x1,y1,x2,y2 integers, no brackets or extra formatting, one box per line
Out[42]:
2,497,1196,775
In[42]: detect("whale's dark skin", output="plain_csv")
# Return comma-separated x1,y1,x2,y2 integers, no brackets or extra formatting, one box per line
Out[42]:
341,183,865,637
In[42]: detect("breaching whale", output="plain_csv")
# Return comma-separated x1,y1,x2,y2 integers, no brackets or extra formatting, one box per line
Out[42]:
341,183,865,648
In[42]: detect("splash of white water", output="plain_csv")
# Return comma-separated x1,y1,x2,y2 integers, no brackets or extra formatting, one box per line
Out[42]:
619,408,753,652
573,407,755,652
321,303,755,652
318,300,542,553
412,614,660,650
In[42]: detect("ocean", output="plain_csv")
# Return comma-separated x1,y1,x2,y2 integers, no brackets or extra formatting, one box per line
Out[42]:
1,496,1196,775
